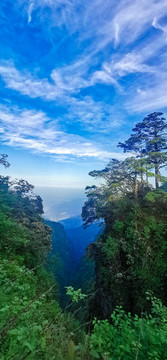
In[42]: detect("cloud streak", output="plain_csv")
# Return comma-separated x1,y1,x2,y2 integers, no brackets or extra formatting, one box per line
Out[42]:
0,62,124,133
23,0,167,51
0,104,126,160
0,63,62,99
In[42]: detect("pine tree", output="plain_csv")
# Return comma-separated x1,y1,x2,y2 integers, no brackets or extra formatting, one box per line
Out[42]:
141,112,167,188
118,112,167,188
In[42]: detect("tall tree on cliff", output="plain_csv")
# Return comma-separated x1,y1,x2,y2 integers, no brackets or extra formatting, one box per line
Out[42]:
142,112,167,188
118,112,167,189
82,113,167,317
118,121,148,188
82,157,145,229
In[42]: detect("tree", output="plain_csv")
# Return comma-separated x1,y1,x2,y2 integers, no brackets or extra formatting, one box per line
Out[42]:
12,179,34,196
82,185,106,227
82,157,149,227
118,112,167,189
0,154,10,168
118,123,150,189
142,112,167,188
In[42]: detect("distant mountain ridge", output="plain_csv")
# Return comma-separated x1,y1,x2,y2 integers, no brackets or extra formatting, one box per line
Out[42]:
60,215,83,229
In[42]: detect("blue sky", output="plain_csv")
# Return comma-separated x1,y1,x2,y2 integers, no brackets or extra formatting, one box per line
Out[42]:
0,0,167,188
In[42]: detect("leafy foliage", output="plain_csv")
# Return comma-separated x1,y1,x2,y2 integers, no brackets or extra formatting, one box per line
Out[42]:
82,113,167,318
118,112,167,189
0,175,51,267
90,297,167,359
66,286,87,303
0,154,10,168
0,175,86,359
0,257,86,360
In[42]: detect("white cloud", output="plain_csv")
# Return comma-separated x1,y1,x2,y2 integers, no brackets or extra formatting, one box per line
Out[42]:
127,80,167,112
73,0,167,54
91,69,119,87
27,0,34,23
2,0,167,132
0,104,125,160
92,30,167,85
15,0,167,54
152,17,167,34
111,0,167,46
111,53,154,76
91,30,167,113
30,1,167,41
67,96,124,132
90,53,151,88
0,63,63,99
0,62,123,132
51,59,90,92
24,0,81,31
0,61,90,97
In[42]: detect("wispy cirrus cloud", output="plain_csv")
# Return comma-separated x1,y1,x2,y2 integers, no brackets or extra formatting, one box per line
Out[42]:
110,0,167,46
21,0,167,51
0,104,125,160
17,0,85,36
91,53,153,89
2,0,167,128
90,30,167,113
92,30,167,84
127,79,167,113
152,17,167,34
67,97,123,132
0,63,62,99
0,61,91,98
0,62,123,132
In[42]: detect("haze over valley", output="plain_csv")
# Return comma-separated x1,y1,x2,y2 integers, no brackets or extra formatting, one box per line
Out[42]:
36,186,86,222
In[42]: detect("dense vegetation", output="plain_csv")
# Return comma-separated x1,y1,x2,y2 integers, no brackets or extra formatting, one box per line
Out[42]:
82,112,167,356
0,112,167,359
0,174,86,359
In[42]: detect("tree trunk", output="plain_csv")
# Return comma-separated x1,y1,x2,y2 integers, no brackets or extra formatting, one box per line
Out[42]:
146,171,148,186
141,170,144,192
134,174,137,196
155,164,159,189
140,149,144,191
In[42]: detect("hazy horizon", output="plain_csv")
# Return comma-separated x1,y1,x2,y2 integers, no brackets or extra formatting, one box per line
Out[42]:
36,186,86,222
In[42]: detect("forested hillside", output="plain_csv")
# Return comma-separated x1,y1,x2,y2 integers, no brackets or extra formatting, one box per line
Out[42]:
0,172,86,359
82,113,167,317
1,112,167,359
81,112,167,357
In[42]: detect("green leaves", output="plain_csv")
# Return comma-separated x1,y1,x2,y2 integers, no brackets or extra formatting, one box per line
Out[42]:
145,189,167,203
102,237,119,259
66,286,86,303
90,300,167,360
0,257,86,360
0,177,87,360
